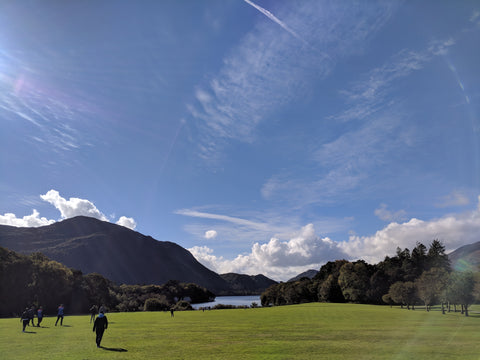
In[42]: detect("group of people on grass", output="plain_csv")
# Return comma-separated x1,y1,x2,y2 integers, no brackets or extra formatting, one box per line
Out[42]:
20,303,109,348
20,304,49,331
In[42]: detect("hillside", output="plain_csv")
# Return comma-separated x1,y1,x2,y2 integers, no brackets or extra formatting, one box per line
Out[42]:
0,216,232,293
448,241,480,272
288,269,319,282
220,273,277,294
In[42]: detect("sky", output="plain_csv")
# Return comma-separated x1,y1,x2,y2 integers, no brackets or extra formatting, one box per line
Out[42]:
1,0,480,281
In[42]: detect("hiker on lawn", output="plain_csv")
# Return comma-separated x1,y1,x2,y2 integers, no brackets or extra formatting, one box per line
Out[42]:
28,305,35,326
37,306,44,327
93,311,108,348
89,304,98,323
21,308,30,332
55,304,64,326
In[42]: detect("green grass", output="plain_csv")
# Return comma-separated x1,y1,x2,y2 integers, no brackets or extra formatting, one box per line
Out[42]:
1,304,479,359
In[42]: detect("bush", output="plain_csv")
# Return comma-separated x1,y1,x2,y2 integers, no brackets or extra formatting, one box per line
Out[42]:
144,297,170,311
173,300,193,311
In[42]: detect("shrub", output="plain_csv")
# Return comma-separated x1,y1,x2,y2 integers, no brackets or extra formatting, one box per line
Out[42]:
144,297,170,311
173,300,193,311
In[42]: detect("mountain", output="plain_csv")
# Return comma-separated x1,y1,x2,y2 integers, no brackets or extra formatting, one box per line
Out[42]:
0,216,232,293
448,241,480,272
287,269,319,282
0,216,278,295
220,273,277,294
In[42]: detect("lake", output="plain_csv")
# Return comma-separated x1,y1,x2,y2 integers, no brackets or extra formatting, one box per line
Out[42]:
192,295,261,309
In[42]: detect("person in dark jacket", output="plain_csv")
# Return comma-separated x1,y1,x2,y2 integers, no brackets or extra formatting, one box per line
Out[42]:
28,306,35,326
93,311,108,348
21,308,30,332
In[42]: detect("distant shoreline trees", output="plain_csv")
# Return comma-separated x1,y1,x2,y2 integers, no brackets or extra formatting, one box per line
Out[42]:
261,240,478,316
0,246,214,317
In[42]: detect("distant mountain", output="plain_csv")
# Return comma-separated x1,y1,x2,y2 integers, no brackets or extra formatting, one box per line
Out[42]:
220,273,277,294
0,216,233,293
288,269,319,282
448,241,480,272
0,216,278,295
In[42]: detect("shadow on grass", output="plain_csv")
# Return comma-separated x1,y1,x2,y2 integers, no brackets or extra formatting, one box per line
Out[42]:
23,331,36,334
100,346,128,352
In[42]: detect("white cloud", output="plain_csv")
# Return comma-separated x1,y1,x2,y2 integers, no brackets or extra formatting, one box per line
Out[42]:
374,204,407,222
116,216,137,230
40,189,108,221
204,230,217,239
436,190,470,208
189,246,225,272
190,223,347,281
0,209,55,227
0,190,136,230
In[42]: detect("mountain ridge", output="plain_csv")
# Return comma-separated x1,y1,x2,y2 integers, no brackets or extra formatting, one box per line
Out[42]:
448,241,480,272
0,216,276,294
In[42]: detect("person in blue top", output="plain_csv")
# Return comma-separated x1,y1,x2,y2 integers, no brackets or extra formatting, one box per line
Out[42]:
55,304,64,326
37,306,44,327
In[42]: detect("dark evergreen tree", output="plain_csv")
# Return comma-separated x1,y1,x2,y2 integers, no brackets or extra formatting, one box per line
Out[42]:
426,239,451,272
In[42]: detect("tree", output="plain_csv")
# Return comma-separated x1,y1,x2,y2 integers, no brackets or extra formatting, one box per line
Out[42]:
388,281,417,309
415,268,448,311
316,260,348,303
368,269,392,304
448,271,476,316
427,240,450,272
338,261,371,303
318,274,345,303
410,242,428,277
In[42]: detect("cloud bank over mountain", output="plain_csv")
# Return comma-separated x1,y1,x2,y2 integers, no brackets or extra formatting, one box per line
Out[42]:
0,190,136,230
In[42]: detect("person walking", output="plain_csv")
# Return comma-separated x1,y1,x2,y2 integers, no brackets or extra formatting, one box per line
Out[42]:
93,311,108,348
55,304,64,326
89,305,98,323
21,308,30,332
28,305,35,327
37,306,44,327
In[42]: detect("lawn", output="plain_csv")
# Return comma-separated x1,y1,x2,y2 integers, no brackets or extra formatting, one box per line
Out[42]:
1,303,479,359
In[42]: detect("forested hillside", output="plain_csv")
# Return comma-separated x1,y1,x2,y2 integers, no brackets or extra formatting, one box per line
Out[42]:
0,246,213,317
261,240,480,315
0,216,275,295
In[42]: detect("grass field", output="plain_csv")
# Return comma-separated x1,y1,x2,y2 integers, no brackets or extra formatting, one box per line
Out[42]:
1,303,479,359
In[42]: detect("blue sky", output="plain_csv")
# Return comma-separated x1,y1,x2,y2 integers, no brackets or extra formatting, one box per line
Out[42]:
1,0,479,280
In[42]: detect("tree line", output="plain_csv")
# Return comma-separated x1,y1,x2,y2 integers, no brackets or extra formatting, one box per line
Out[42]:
261,240,479,316
0,246,214,317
